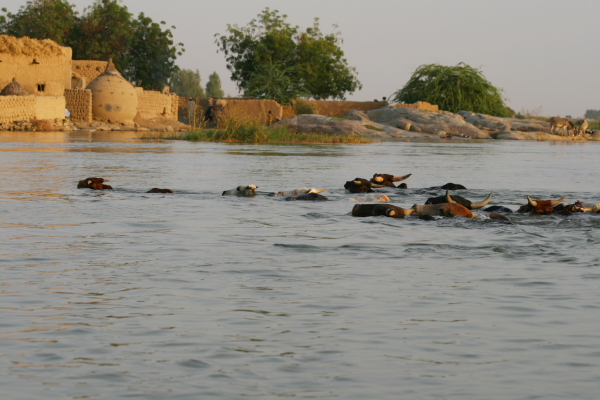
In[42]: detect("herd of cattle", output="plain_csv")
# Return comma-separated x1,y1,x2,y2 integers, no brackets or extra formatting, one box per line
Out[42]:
77,174,600,222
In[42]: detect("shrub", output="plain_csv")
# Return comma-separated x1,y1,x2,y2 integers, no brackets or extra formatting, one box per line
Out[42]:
294,99,317,115
393,62,510,117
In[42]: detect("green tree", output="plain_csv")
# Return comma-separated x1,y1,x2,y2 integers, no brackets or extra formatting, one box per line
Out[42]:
127,13,183,90
205,71,225,98
244,61,306,105
0,0,77,45
393,62,510,117
169,69,205,98
584,109,600,119
215,8,361,101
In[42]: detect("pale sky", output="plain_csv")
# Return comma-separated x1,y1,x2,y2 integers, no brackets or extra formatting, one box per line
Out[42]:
2,0,598,117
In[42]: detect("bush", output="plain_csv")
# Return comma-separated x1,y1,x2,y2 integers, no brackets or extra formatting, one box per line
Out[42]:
294,99,317,115
393,62,510,117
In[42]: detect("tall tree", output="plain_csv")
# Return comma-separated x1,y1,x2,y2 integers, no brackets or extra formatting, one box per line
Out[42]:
215,8,361,102
70,0,133,75
0,0,77,45
393,63,510,117
205,71,225,98
127,13,183,90
169,69,205,98
584,109,600,119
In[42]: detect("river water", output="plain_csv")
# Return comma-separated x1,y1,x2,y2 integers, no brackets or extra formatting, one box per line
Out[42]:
0,132,599,399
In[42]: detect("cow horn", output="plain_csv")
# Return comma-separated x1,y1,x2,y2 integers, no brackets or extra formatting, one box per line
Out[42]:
374,175,384,182
527,196,538,207
353,180,362,185
470,193,493,209
404,208,415,216
445,190,455,203
580,207,594,213
551,195,567,207
380,195,390,201
371,183,385,188
393,173,412,182
87,180,92,184
103,179,110,182
386,209,396,217
314,189,327,194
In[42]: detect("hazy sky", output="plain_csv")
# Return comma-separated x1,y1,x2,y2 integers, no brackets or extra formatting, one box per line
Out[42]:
2,0,598,117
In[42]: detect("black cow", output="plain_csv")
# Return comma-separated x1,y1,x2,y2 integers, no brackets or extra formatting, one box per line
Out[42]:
425,191,493,210
284,193,328,201
344,178,385,193
147,188,173,193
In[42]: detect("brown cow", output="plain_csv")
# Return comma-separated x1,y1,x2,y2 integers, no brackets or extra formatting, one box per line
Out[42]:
517,195,567,214
77,177,113,190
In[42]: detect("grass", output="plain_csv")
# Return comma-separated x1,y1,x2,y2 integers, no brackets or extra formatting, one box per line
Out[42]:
142,127,373,144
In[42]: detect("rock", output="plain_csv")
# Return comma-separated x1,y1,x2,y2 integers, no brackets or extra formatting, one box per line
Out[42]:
366,107,490,139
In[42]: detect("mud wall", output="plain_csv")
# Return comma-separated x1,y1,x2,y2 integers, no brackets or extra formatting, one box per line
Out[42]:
65,89,92,123
281,100,389,119
394,101,438,112
223,99,282,124
0,96,65,123
136,89,176,119
71,60,107,85
0,49,72,97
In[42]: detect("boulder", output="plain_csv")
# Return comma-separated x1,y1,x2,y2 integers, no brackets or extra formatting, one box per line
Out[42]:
365,107,490,139
464,112,551,134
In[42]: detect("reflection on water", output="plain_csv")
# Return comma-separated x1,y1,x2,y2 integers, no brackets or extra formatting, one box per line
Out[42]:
0,132,599,399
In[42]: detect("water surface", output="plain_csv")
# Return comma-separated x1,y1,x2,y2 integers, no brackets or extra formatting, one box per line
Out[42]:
1,132,599,399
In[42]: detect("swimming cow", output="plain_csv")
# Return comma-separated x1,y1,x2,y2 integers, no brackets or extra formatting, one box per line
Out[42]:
77,177,113,190
146,188,173,193
517,196,567,215
426,191,493,210
284,193,328,201
269,188,327,197
370,173,412,188
344,178,385,193
351,204,413,218
222,185,258,197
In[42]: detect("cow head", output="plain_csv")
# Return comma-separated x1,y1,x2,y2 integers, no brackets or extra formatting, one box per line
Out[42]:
222,185,258,197
344,178,384,193
518,195,566,214
370,173,412,187
77,177,113,190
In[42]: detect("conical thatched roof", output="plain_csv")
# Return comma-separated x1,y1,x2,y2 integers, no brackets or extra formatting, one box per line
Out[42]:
1,78,28,96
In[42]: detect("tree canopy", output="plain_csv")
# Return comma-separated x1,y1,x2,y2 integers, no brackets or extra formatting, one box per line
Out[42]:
392,63,510,117
205,71,225,98
169,69,205,98
215,8,361,103
584,109,600,120
0,0,183,91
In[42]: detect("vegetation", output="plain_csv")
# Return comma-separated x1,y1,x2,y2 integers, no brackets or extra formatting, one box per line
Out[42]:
169,69,205,98
0,0,183,90
294,99,317,115
215,8,361,103
141,109,372,144
392,62,510,117
205,71,225,98
584,109,600,119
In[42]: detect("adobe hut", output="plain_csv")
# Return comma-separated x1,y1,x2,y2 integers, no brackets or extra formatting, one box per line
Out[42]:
86,59,138,123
